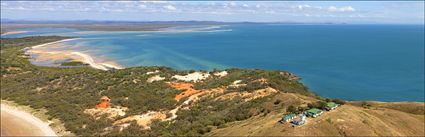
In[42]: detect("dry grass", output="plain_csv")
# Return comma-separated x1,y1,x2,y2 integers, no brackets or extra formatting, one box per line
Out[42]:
207,96,425,136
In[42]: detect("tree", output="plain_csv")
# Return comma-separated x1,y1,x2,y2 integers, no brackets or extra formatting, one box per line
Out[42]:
287,105,297,113
307,103,314,109
332,98,346,105
317,101,327,110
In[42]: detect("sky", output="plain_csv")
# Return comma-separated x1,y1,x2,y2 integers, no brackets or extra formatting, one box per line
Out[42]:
1,1,424,24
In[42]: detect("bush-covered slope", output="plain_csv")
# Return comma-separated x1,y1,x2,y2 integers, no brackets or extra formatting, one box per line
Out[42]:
1,36,322,136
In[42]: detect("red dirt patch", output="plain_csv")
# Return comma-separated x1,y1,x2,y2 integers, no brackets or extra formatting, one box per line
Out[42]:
96,96,111,108
169,82,203,102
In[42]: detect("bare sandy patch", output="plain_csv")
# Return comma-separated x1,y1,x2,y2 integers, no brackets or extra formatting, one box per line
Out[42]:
216,87,278,102
113,111,166,130
213,71,228,77
84,106,128,120
146,70,160,75
112,86,225,130
146,75,165,83
228,80,247,88
172,72,210,82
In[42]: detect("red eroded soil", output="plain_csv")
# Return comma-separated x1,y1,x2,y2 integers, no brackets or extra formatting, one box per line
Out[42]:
96,102,110,108
169,82,203,101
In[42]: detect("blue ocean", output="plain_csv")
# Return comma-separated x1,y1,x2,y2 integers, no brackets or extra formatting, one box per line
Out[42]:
3,24,424,102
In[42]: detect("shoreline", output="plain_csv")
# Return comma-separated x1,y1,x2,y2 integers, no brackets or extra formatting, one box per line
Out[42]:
27,38,124,71
70,51,123,70
1,103,57,136
31,38,80,49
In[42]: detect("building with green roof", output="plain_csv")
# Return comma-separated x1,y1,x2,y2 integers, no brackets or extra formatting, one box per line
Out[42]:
306,108,323,118
280,113,295,123
325,102,339,110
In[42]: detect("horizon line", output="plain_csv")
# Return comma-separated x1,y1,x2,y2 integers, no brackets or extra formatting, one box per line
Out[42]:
1,18,424,25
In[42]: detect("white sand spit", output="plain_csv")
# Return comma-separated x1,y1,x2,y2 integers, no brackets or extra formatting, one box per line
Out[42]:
32,38,79,49
1,31,31,36
27,39,124,71
71,52,123,70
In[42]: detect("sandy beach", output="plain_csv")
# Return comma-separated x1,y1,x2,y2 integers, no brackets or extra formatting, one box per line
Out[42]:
27,38,123,71
1,104,57,136
31,38,80,49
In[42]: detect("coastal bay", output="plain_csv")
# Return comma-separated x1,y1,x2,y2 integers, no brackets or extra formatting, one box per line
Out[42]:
0,36,423,136
1,1,424,136
3,24,424,102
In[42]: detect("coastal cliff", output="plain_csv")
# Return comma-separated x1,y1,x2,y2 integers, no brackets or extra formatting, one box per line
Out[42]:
1,36,424,136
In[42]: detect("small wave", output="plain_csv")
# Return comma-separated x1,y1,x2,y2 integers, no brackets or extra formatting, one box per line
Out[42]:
136,34,149,37
201,29,233,33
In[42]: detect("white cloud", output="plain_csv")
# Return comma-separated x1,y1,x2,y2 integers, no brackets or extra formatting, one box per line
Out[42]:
242,4,249,7
297,5,311,10
163,5,176,10
340,6,355,12
4,6,27,10
139,4,146,9
328,6,355,12
141,1,168,4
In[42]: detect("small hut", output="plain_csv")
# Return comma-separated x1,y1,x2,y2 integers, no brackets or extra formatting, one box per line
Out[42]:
96,96,111,108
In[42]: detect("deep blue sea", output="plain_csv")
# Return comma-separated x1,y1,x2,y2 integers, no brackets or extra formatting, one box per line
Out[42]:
3,24,424,102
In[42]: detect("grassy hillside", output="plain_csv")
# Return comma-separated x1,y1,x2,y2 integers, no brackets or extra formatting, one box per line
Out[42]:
1,36,423,136
207,94,425,136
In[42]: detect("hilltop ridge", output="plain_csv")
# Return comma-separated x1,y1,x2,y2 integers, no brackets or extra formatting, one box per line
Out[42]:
207,94,424,136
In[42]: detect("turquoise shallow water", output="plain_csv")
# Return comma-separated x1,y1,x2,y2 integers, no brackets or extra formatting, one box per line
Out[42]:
3,24,424,102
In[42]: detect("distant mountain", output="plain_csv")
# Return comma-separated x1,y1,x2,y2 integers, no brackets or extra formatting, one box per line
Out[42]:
0,19,229,25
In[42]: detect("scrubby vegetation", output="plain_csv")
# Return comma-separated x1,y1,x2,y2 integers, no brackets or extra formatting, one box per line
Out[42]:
60,61,88,66
1,36,325,136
